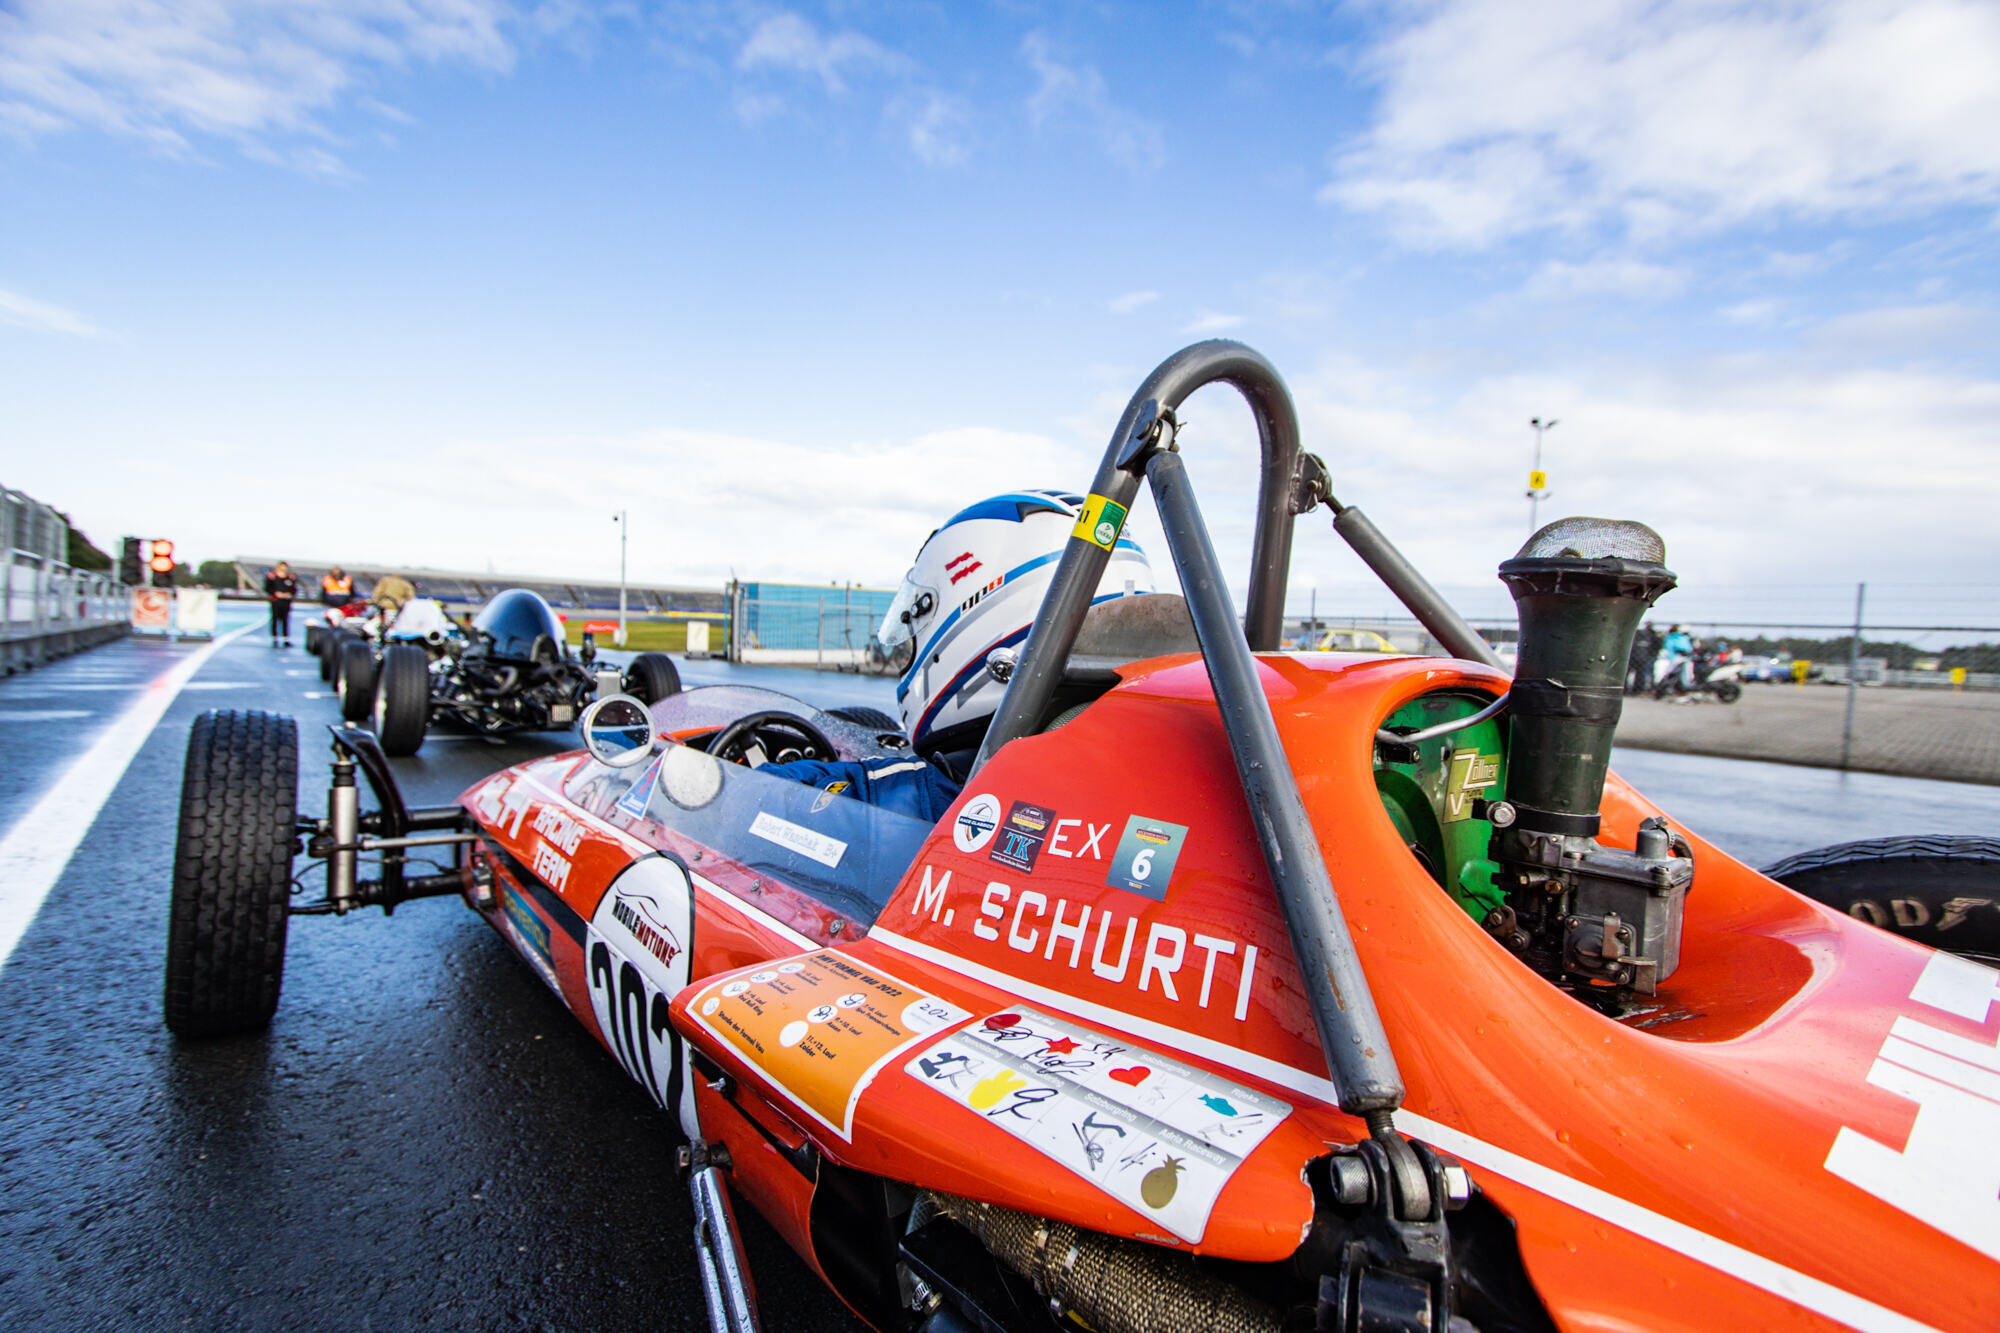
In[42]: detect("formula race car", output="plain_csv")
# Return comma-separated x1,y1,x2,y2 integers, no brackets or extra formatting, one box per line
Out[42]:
336,587,684,756
165,342,1999,1333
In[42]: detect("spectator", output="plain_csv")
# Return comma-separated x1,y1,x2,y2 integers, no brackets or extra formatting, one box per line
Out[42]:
373,572,417,617
1629,622,1660,695
264,561,298,647
321,565,353,605
1660,624,1695,693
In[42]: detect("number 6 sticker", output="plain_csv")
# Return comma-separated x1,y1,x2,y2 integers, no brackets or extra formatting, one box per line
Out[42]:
1106,816,1188,901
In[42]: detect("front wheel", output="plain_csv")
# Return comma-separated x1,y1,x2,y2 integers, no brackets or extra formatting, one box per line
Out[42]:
337,640,377,721
623,651,681,705
1764,835,2000,963
165,710,297,1038
373,642,430,756
1714,680,1742,704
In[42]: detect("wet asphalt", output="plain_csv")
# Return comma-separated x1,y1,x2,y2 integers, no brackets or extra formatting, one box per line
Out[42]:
0,611,890,1333
3,619,1998,1333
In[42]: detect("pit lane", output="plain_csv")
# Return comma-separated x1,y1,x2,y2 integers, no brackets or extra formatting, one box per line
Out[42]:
0,611,886,1332
4,621,1999,1332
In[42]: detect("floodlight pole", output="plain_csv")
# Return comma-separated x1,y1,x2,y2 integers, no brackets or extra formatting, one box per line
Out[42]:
614,510,629,648
1528,416,1559,533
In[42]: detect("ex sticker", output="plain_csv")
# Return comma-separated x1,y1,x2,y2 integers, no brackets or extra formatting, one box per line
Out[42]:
1072,494,1128,551
1106,815,1189,899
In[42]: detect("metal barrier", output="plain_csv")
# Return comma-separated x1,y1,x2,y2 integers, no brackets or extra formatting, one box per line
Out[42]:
2,486,128,673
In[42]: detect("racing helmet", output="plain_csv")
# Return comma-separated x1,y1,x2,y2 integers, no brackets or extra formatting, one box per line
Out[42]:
472,589,565,661
878,490,1155,753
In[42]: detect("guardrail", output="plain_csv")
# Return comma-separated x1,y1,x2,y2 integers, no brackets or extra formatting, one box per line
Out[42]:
2,549,128,673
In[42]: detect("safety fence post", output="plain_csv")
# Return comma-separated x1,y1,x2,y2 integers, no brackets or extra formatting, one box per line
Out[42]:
1840,581,1865,770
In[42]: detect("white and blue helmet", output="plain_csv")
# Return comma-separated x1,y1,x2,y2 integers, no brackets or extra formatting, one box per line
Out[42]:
878,490,1155,752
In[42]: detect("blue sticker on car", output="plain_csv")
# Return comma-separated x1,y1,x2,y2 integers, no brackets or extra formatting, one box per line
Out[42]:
1104,815,1189,900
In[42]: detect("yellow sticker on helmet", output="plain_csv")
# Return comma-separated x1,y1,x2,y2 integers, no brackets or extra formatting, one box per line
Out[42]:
1072,494,1128,550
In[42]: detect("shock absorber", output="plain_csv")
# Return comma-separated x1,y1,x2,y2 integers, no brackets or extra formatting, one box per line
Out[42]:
328,742,360,914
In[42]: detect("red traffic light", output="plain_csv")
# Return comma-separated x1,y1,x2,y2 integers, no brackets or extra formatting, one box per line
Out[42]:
148,538,175,574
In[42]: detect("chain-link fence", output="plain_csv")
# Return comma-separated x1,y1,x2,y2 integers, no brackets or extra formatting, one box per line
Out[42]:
1288,582,2000,786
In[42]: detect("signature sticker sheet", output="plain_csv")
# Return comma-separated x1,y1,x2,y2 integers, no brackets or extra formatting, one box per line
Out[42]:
690,950,967,1140
904,1006,1290,1243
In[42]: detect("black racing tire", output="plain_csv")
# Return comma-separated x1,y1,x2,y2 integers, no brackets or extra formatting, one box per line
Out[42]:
304,624,322,655
1764,835,2000,962
165,710,297,1038
373,642,430,756
319,628,350,682
337,640,377,722
1715,680,1742,704
827,705,900,732
623,652,682,705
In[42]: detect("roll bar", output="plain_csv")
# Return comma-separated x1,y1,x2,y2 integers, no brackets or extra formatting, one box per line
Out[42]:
970,340,1500,1151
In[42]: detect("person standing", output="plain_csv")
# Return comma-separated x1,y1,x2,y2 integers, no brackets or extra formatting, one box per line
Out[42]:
372,572,416,617
265,561,299,647
321,565,353,605
1629,622,1660,695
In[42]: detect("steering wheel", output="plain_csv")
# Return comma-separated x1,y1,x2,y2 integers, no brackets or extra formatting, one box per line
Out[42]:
708,710,839,767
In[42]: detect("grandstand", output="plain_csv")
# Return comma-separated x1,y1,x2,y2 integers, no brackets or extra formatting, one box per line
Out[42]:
231,558,726,619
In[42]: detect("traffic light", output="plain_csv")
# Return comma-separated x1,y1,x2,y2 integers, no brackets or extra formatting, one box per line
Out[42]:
120,537,144,587
148,538,176,585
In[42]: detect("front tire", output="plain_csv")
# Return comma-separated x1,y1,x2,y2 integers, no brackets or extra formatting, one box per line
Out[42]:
624,652,681,705
373,642,430,756
337,640,377,722
1714,680,1742,704
1764,835,2000,962
304,624,322,655
165,710,297,1038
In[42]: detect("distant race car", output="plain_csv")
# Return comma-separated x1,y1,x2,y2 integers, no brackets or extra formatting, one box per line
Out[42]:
339,587,684,755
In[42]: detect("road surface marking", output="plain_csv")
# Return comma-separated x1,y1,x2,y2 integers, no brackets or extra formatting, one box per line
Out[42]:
0,622,260,972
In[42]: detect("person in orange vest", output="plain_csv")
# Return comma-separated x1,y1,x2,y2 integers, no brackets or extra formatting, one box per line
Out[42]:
321,566,353,605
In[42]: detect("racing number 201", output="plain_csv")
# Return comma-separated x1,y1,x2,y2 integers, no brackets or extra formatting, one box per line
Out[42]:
589,941,682,1116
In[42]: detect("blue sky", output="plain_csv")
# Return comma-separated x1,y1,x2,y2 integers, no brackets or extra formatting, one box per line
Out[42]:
6,0,2000,636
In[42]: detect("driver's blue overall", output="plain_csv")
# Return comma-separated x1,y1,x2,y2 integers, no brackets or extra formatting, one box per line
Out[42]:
758,754,962,824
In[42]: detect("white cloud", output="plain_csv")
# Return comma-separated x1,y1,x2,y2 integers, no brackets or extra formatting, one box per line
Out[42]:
736,12,898,95
0,0,515,165
1326,0,2000,248
892,90,971,167
1181,310,1244,334
0,286,100,337
1021,32,1164,174
1273,342,2000,623
1523,258,1687,302
1108,290,1159,314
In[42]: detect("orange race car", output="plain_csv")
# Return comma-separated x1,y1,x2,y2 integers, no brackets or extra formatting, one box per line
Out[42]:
166,342,1999,1333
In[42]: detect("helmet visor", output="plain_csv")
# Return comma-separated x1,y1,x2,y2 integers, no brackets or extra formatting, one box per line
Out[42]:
876,574,937,649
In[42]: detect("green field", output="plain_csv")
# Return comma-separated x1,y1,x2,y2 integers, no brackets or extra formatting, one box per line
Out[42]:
562,618,728,652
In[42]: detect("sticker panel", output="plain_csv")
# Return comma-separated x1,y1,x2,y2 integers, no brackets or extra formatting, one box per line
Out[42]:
748,810,848,868
989,800,1056,873
953,793,1002,853
905,1006,1289,1243
1071,494,1129,551
690,950,968,1139
1444,750,1500,823
1105,815,1189,900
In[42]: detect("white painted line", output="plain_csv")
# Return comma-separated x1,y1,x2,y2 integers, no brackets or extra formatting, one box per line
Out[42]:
0,622,261,971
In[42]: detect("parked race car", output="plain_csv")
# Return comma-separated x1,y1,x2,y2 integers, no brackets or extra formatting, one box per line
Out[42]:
337,587,684,756
165,342,1999,1333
